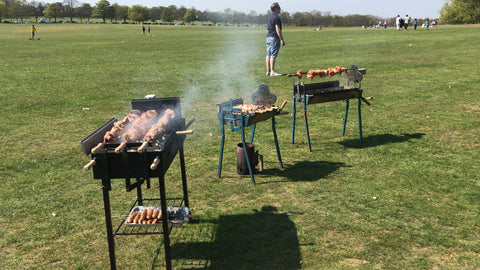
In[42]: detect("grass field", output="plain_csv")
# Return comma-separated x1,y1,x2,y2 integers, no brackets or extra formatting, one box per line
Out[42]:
1,23,479,269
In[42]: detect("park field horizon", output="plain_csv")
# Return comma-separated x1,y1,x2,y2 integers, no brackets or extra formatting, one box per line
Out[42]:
0,23,479,269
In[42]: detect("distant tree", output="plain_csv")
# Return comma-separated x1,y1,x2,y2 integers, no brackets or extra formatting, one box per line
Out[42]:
183,9,196,24
115,5,129,23
162,5,175,24
128,5,149,23
222,8,232,25
0,2,7,21
440,0,480,23
45,2,64,22
63,0,79,22
150,6,161,21
9,0,29,21
279,11,291,25
74,3,93,23
175,5,186,21
92,0,113,23
204,10,222,25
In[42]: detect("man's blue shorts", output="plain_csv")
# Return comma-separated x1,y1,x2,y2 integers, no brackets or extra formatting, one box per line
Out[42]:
266,37,280,58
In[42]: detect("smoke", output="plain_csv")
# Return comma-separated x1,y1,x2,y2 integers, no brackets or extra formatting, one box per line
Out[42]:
181,30,261,117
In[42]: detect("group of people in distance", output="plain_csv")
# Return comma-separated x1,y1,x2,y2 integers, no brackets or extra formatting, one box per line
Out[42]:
396,15,422,30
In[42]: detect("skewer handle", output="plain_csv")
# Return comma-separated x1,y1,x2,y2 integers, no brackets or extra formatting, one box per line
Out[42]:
185,117,195,129
137,140,149,153
279,100,288,111
176,130,194,135
150,156,161,170
115,142,127,154
91,143,104,154
84,159,96,171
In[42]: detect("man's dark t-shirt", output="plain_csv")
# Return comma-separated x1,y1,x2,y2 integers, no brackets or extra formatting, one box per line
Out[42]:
267,13,282,38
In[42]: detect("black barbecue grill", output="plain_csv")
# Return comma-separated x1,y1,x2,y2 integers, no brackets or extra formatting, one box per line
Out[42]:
81,97,193,270
291,65,371,151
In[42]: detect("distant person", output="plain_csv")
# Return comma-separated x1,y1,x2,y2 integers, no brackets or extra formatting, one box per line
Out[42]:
30,24,36,40
396,15,401,30
414,18,418,30
404,15,411,30
384,20,387,28
425,19,430,30
266,2,285,76
369,20,373,27
147,26,150,35
142,25,145,35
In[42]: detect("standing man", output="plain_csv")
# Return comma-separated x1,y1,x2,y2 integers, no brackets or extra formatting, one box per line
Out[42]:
404,15,411,30
266,2,285,77
30,24,36,40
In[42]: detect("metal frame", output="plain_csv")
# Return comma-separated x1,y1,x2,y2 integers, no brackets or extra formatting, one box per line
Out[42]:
292,79,366,152
217,99,283,184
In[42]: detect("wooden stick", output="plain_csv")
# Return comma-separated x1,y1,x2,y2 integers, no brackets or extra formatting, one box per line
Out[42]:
176,130,194,135
84,159,96,171
91,142,104,154
114,142,127,154
137,140,149,153
150,156,161,170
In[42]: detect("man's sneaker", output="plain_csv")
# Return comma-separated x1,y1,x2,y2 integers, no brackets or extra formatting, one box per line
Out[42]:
270,71,282,76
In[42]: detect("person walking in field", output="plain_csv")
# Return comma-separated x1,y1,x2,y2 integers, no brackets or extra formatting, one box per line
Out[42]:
414,18,418,30
404,15,411,30
30,24,36,40
147,26,150,35
395,15,401,30
266,2,285,76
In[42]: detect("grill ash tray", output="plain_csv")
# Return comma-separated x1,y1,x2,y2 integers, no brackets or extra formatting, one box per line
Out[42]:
125,206,190,227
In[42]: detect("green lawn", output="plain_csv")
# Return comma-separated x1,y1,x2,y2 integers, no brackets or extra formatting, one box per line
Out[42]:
1,23,479,269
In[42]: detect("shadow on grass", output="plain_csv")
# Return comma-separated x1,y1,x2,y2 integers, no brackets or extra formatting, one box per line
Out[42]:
158,206,301,269
339,133,426,148
259,160,347,183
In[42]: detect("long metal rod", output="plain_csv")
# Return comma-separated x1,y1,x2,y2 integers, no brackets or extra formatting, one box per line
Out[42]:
303,93,312,152
358,98,363,143
250,123,256,143
101,177,116,270
158,175,172,270
342,99,350,136
272,116,283,169
217,124,225,178
179,145,189,208
291,97,296,144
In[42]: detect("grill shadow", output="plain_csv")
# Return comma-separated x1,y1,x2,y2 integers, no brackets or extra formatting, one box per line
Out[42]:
163,206,301,269
339,133,426,149
259,160,347,183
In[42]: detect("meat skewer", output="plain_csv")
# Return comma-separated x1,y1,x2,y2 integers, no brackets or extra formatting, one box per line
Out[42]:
91,110,142,154
138,109,176,153
114,110,159,153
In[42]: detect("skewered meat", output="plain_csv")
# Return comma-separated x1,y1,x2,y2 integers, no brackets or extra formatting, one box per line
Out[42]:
104,110,141,143
304,66,348,80
143,109,176,142
115,110,159,143
296,70,303,79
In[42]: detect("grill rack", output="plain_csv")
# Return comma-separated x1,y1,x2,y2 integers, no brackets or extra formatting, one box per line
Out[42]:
216,98,285,184
291,65,370,151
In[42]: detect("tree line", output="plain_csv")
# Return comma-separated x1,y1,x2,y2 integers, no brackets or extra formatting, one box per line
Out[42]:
0,0,478,25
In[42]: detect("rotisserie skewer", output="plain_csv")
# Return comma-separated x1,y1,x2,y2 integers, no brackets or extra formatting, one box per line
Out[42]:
138,109,176,153
91,110,142,154
114,110,159,154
